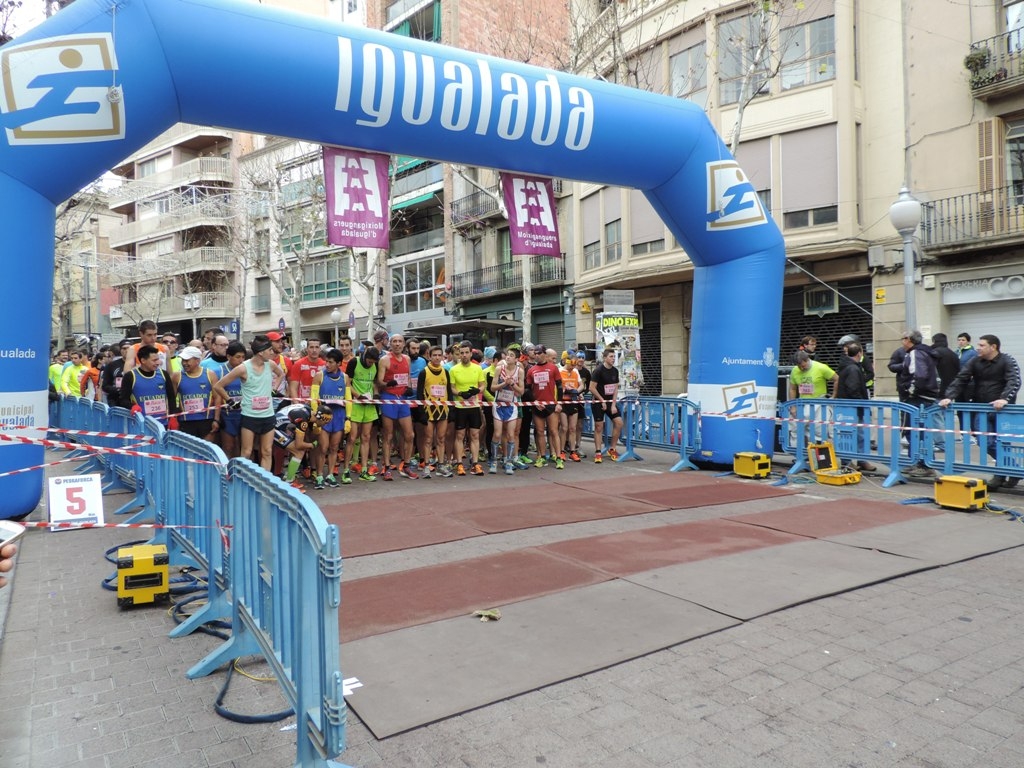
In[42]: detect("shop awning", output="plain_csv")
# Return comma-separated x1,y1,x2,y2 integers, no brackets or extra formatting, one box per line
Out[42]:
402,317,521,339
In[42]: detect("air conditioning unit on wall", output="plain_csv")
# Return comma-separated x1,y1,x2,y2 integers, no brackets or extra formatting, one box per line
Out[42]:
803,285,838,317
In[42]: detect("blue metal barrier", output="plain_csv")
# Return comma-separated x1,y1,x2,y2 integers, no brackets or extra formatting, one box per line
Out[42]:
117,416,165,521
188,459,347,768
73,400,110,477
104,406,142,495
924,403,1024,481
157,431,231,637
618,396,701,471
779,398,922,487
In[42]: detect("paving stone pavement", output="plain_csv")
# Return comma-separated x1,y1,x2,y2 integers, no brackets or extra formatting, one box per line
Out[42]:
2,453,1024,767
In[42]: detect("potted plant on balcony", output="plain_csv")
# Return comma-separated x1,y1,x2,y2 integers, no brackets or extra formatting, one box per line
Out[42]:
964,47,992,74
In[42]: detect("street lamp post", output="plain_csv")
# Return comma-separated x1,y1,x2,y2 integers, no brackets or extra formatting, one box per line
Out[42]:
889,186,922,332
330,307,341,349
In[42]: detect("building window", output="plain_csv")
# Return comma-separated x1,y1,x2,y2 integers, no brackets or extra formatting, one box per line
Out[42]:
783,205,838,229
391,254,445,314
161,279,175,299
583,241,601,271
253,277,270,312
781,16,836,91
1008,0,1024,43
719,14,770,106
631,239,666,256
757,189,772,215
1006,120,1024,201
669,42,707,107
301,255,350,303
604,219,622,263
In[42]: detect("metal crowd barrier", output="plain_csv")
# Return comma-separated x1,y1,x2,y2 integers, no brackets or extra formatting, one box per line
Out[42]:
187,459,347,768
779,398,1024,487
51,395,349,767
105,406,143,495
619,395,701,471
924,403,1024,481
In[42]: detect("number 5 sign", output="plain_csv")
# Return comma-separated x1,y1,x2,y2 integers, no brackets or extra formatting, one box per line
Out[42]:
47,474,105,532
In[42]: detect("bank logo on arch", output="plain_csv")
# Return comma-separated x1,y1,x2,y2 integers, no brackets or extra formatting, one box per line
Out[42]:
705,160,767,231
0,33,124,146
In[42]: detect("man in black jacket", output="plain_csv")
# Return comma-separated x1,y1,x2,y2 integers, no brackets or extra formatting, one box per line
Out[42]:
836,342,876,472
101,340,130,406
939,334,1022,490
930,333,961,395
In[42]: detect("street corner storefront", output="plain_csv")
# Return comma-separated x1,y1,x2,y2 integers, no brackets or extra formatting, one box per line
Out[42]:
940,268,1024,357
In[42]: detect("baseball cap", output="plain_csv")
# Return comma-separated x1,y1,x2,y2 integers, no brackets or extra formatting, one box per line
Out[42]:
251,339,272,354
266,331,284,342
837,334,859,347
178,346,203,361
575,351,586,360
373,330,389,343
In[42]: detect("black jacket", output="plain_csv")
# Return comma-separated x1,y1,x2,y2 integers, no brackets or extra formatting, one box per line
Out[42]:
836,355,869,400
930,340,961,395
945,352,1021,404
900,343,940,400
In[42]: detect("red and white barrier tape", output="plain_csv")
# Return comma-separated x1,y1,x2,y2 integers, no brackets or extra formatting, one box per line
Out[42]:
0,433,222,466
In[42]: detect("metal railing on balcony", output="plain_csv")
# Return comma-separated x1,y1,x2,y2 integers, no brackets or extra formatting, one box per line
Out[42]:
451,257,566,299
390,227,445,257
921,184,1024,249
386,0,428,24
967,31,1024,94
108,158,233,208
450,186,502,226
112,291,235,324
105,247,233,287
109,198,233,247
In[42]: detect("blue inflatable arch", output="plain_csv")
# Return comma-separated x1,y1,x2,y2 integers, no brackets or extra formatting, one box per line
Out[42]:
0,0,785,517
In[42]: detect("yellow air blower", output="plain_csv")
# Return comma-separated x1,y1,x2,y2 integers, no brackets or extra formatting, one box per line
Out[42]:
116,544,170,608
734,452,771,479
934,476,988,511
808,442,861,486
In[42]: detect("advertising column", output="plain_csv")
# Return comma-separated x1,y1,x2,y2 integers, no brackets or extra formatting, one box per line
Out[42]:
595,312,642,396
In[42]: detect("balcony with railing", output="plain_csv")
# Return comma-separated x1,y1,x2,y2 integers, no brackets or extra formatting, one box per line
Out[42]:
108,157,233,210
113,291,235,324
109,198,233,248
390,227,445,257
921,184,1024,252
452,257,566,300
107,247,234,286
450,186,503,228
966,31,1024,99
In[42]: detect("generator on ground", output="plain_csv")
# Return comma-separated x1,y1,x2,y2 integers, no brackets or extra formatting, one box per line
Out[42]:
116,544,170,608
733,452,771,479
934,476,988,511
808,442,861,486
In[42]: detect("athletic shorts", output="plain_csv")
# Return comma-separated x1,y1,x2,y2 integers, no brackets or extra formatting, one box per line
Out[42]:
493,404,518,423
380,393,411,421
221,411,241,438
178,419,213,438
321,410,347,434
241,414,276,436
534,404,557,418
560,402,582,417
590,402,621,423
451,407,482,431
349,400,378,424
424,403,448,422
411,405,427,425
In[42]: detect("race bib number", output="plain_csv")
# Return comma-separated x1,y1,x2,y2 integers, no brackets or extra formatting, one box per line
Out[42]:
183,396,205,414
429,384,446,398
798,382,814,396
496,388,515,403
534,371,550,386
144,397,167,416
299,385,312,399
395,373,410,387
603,384,616,396
252,395,271,411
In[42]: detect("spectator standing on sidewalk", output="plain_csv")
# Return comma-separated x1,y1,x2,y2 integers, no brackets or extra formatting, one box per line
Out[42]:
900,330,941,478
939,334,1021,490
835,342,876,472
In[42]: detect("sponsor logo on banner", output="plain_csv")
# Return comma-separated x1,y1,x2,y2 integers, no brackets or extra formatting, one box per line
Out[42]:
688,383,777,420
501,174,561,257
705,161,767,231
721,347,776,367
335,37,595,150
0,390,48,431
0,34,124,145
323,146,390,249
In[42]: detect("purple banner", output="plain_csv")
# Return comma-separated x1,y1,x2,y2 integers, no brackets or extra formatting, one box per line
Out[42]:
501,174,561,257
323,146,390,249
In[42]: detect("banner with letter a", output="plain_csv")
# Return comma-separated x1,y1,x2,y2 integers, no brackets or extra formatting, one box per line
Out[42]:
323,146,391,249
501,174,561,257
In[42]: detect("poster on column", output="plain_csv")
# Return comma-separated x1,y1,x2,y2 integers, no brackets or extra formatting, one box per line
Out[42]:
323,146,391,249
595,313,642,397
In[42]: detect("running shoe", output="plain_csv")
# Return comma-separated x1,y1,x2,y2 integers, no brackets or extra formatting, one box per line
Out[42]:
302,466,312,479
341,471,352,485
558,452,567,462
314,476,325,490
456,464,466,477
368,463,380,476
289,478,304,490
350,462,362,475
437,464,454,478
488,462,498,475
515,458,531,471
518,454,532,465
358,470,376,482
471,463,485,476
577,450,587,459
594,452,603,464
421,465,432,479
505,462,515,476
569,450,581,463
608,448,619,461
534,456,548,468
324,475,339,488
382,468,394,481
398,462,418,479
555,458,565,470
